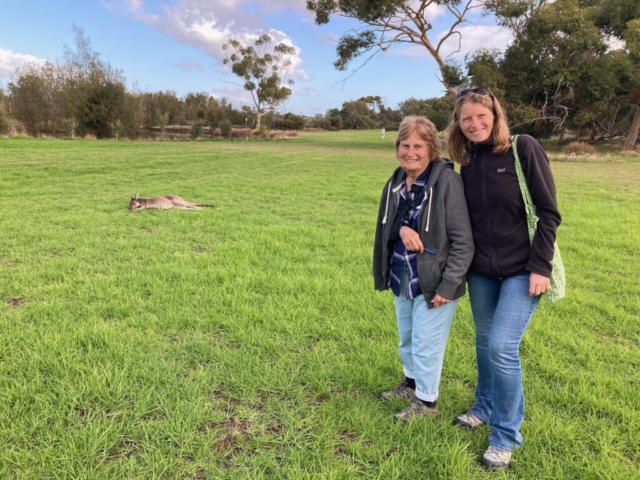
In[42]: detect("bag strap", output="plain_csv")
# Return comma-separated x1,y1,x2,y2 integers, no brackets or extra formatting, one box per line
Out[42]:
511,135,538,243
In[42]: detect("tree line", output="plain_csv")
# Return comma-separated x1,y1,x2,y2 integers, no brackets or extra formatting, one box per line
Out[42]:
0,29,458,139
2,0,639,147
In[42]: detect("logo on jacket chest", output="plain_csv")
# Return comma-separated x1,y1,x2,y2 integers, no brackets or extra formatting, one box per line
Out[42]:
497,168,506,173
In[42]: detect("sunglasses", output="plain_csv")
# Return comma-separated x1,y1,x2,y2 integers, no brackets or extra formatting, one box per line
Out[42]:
457,87,491,98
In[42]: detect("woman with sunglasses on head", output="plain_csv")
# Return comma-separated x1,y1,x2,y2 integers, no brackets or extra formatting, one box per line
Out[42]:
446,88,561,469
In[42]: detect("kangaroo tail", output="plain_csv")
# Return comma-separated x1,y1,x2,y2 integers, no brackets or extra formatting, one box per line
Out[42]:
197,204,216,208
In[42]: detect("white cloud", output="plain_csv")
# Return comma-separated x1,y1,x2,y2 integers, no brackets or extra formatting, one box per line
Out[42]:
245,0,308,12
0,48,47,78
438,25,514,59
111,0,309,81
423,3,446,21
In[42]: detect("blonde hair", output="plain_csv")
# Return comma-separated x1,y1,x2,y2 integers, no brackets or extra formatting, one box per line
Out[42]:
395,115,441,162
446,91,511,165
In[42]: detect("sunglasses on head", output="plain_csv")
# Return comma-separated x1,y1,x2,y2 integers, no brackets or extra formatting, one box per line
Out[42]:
457,87,491,98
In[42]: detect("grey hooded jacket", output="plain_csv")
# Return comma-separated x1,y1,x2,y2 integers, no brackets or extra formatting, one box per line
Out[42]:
373,158,474,307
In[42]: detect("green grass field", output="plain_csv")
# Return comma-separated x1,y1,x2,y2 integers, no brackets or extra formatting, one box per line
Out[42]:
1,132,639,479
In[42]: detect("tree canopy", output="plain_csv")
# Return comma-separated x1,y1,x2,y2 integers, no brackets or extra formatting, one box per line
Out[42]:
222,34,296,129
306,0,482,96
463,0,640,145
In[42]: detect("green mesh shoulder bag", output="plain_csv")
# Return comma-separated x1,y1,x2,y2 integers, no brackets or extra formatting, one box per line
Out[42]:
511,135,566,302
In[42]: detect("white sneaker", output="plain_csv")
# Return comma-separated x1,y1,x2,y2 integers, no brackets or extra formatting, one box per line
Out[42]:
482,445,512,469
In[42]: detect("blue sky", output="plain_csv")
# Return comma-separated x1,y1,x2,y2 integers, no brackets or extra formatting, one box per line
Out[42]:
0,1,513,116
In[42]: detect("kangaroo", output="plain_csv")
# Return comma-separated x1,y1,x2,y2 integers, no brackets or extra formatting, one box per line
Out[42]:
129,194,214,211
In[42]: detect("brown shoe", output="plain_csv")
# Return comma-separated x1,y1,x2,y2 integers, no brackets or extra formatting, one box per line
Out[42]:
380,380,415,401
452,412,485,429
394,398,438,422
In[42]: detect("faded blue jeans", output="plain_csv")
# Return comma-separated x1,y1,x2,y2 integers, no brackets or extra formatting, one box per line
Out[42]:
467,272,540,451
394,271,459,403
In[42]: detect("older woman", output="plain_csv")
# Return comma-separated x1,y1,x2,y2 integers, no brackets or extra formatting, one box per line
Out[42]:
373,116,474,421
446,89,561,469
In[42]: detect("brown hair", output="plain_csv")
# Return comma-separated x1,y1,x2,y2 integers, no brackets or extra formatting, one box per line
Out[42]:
395,115,441,162
446,91,511,165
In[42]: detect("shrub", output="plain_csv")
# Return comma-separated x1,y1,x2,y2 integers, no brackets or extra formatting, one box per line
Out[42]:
0,108,7,134
272,113,306,130
7,118,27,136
257,124,269,139
112,119,125,140
220,119,232,139
61,118,79,138
562,141,596,156
329,115,343,131
190,121,204,140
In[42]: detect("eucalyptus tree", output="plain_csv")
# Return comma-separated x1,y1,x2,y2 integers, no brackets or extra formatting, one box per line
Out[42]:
306,0,482,96
222,34,296,130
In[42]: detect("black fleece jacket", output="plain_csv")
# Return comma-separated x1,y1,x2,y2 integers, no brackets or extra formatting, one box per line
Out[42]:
460,135,561,279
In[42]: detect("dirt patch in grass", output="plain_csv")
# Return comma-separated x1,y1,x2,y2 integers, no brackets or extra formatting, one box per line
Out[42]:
202,417,252,459
7,298,29,307
75,407,91,420
106,438,139,460
141,411,165,422
266,422,283,436
0,257,19,268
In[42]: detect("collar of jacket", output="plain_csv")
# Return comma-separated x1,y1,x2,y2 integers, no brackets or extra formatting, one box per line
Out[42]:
389,158,452,191
381,158,454,226
470,138,495,153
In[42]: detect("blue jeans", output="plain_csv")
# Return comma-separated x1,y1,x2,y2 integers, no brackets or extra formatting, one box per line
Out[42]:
467,273,540,451
394,272,459,402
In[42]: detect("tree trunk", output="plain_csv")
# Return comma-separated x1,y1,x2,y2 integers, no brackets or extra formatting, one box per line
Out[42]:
576,125,582,142
609,101,621,131
623,103,640,150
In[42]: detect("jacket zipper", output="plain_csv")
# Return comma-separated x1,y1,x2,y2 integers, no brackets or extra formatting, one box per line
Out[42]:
479,149,500,278
383,183,401,283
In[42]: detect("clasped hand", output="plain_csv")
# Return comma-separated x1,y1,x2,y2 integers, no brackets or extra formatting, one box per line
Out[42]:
399,226,451,308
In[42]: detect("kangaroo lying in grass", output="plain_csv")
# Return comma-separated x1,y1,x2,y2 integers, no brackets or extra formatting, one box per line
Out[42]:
129,194,214,211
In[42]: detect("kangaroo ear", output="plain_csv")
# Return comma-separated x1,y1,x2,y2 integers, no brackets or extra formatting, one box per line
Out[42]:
130,195,135,200
135,193,139,199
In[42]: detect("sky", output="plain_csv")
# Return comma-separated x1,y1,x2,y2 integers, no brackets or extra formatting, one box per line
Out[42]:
0,1,514,116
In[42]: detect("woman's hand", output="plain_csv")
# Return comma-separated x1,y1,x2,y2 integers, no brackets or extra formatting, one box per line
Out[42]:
399,226,424,252
529,272,550,297
431,293,451,308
